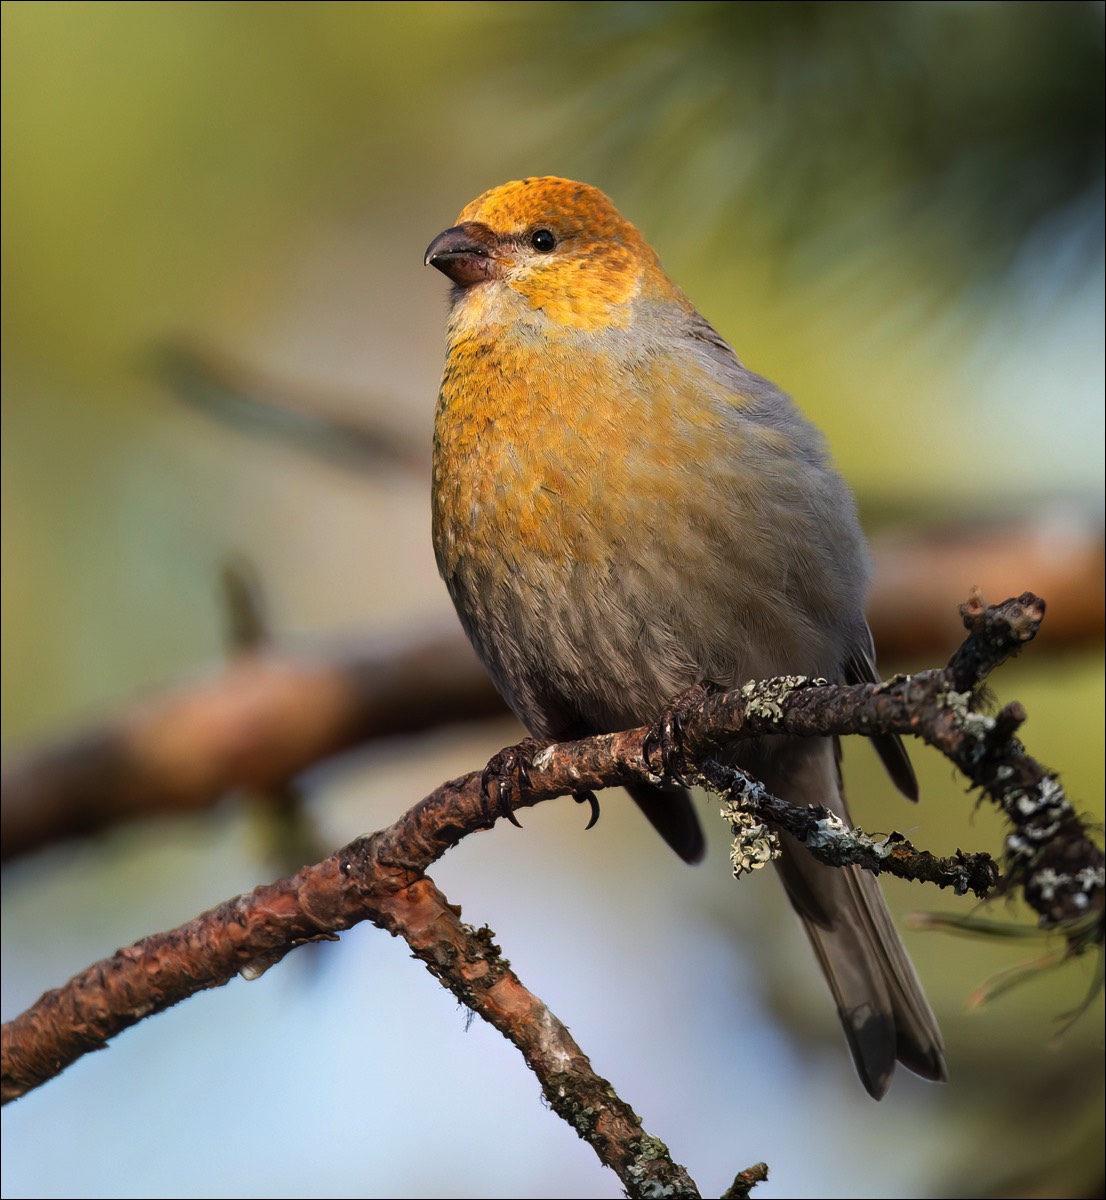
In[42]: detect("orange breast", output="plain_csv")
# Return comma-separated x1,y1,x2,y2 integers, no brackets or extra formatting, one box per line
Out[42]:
432,334,751,577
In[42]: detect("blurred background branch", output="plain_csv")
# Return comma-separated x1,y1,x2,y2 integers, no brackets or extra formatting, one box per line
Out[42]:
153,341,426,475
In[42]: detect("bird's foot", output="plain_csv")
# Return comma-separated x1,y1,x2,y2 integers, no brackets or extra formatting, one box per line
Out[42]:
643,681,718,785
481,736,547,829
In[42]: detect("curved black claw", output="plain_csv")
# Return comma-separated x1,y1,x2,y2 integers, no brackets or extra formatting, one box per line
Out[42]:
573,789,601,831
481,737,547,829
642,681,719,785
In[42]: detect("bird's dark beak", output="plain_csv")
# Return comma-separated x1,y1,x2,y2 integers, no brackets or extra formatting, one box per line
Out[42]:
424,223,498,287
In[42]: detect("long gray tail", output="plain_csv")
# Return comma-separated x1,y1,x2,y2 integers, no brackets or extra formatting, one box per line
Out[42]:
755,737,946,1099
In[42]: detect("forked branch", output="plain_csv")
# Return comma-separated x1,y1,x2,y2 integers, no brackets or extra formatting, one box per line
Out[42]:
2,593,1101,1199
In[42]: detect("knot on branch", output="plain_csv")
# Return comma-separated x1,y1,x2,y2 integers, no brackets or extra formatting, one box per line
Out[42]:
723,1162,771,1200
948,590,1046,691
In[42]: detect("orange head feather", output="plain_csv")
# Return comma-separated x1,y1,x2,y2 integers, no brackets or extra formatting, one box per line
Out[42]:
425,176,683,332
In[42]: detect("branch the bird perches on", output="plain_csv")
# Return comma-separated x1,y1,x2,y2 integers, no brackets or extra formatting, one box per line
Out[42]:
1,593,1102,1199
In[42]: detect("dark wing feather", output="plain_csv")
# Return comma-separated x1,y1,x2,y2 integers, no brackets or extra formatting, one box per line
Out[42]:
845,622,918,802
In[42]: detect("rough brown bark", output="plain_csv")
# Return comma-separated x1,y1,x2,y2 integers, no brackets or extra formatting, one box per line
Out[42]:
2,593,1101,1198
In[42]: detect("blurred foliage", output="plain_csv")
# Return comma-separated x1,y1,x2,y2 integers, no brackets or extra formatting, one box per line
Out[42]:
504,1,1105,300
0,0,474,387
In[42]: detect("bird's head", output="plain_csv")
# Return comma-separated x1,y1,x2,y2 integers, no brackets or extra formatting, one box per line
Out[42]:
425,177,679,333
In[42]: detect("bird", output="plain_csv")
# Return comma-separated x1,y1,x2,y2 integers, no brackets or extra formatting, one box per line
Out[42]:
424,176,946,1099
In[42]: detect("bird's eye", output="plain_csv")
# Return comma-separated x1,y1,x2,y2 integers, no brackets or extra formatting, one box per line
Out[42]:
530,228,557,253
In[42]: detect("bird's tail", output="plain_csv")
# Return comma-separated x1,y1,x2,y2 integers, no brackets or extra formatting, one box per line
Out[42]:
626,781,706,864
757,737,947,1099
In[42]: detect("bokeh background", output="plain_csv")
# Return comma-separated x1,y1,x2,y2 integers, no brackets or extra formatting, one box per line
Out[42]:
2,3,1103,1198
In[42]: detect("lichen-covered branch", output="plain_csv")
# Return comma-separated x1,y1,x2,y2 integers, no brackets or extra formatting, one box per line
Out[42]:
712,765,998,896
2,593,1101,1199
369,878,700,1199
679,592,1103,938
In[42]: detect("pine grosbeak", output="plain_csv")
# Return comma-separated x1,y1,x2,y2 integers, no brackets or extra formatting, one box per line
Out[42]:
425,176,945,1098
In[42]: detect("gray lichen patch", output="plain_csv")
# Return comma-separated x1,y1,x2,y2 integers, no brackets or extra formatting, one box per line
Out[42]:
739,675,828,721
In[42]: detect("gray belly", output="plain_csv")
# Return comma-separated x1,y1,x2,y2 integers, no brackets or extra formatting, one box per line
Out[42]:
441,497,866,740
